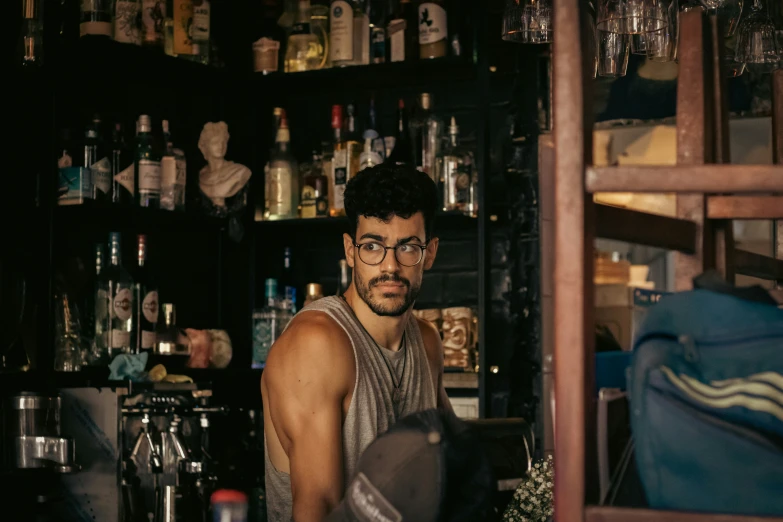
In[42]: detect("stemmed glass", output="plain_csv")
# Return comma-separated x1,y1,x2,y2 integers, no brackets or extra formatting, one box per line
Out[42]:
734,0,781,73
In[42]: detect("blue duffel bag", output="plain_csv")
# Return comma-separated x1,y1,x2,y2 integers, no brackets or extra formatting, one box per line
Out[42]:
629,274,783,516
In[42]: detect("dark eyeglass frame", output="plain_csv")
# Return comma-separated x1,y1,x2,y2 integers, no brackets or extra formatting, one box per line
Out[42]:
352,240,430,267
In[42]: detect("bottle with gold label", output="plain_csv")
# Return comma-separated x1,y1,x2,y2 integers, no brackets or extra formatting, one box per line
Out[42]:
417,0,447,59
301,152,329,218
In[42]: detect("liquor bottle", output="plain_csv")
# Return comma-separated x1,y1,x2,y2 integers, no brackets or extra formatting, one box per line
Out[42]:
386,99,414,165
172,0,194,56
85,115,112,202
417,0,448,59
329,105,361,217
134,234,159,353
281,247,296,310
135,114,161,208
352,0,370,65
329,0,354,65
191,0,210,64
387,0,417,62
363,96,385,159
85,243,105,363
111,123,134,205
437,116,474,213
337,259,351,296
80,0,112,37
141,0,166,48
264,113,297,220
252,278,292,368
410,92,443,182
96,232,135,359
304,283,324,307
114,0,141,45
301,151,329,218
368,0,387,63
160,120,186,211
285,0,323,72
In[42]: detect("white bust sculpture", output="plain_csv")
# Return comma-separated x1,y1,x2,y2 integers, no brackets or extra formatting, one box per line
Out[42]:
198,122,252,208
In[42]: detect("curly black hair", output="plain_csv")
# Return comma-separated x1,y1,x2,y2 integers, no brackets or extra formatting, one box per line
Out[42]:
343,162,438,240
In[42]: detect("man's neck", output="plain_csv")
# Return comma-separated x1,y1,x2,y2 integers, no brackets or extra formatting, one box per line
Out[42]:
342,286,409,352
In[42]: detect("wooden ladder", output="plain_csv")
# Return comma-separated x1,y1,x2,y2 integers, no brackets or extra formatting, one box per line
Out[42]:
548,3,783,522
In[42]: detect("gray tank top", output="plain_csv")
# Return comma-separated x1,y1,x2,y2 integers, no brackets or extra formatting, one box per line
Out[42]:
264,296,437,522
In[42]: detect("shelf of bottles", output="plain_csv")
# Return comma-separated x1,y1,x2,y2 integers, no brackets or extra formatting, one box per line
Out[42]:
260,93,478,223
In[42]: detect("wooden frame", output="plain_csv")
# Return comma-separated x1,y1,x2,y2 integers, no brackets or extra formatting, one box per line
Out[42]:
551,0,783,520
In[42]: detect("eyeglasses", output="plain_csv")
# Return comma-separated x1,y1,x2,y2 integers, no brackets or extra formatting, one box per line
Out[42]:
353,241,428,267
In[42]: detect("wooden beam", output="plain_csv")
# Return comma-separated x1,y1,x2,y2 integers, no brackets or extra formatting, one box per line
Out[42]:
734,249,783,282
553,0,596,518
596,204,697,253
586,165,783,193
707,196,783,219
586,506,783,522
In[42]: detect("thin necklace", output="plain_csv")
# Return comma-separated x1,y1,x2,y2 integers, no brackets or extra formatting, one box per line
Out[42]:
340,295,407,407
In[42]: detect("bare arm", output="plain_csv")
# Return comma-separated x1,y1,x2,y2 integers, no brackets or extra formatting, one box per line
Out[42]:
417,318,454,413
263,314,354,521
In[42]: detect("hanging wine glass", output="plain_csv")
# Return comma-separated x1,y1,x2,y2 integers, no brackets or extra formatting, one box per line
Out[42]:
596,0,670,34
735,0,780,73
501,0,553,44
698,0,744,36
647,0,679,62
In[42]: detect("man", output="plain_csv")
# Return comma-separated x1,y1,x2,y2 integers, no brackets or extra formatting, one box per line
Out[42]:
261,163,451,522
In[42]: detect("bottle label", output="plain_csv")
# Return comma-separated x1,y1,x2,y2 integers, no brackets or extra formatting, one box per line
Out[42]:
142,290,159,323
114,0,141,44
371,26,386,64
333,151,347,210
329,0,354,62
267,165,293,217
173,0,194,54
91,157,112,195
141,330,157,350
192,1,210,41
111,329,131,348
388,19,406,62
418,3,447,45
138,159,161,194
112,288,133,321
115,163,135,195
142,0,166,43
301,185,317,218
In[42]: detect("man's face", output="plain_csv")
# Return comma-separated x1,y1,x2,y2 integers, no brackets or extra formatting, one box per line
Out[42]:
343,212,438,317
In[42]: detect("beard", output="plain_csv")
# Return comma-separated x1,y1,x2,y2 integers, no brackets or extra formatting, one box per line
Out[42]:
355,270,421,317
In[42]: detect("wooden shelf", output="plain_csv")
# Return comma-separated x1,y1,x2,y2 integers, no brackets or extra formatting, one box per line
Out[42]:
707,196,783,219
734,249,783,282
586,165,783,193
255,57,477,94
595,204,697,253
586,506,783,522
255,212,477,232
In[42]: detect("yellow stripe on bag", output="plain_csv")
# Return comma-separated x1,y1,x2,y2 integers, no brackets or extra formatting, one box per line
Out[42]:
711,372,783,392
660,366,783,423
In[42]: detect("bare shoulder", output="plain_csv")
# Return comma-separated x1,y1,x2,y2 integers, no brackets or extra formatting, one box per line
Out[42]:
416,317,445,368
263,311,355,396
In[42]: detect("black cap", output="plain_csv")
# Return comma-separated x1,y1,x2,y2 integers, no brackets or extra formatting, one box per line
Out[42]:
325,409,495,522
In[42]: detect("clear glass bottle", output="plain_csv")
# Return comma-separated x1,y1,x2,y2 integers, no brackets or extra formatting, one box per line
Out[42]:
329,105,361,217
160,119,186,211
285,0,325,72
96,232,135,359
134,114,161,208
154,304,191,355
352,0,370,65
410,92,443,183
86,243,105,362
252,278,291,368
264,114,298,220
111,123,134,205
84,115,112,202
437,116,474,214
309,1,330,68
134,234,159,354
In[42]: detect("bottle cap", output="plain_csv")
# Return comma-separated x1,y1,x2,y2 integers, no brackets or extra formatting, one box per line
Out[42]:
138,114,152,133
331,105,343,129
419,93,432,110
449,116,459,135
211,489,248,505
306,283,323,298
109,232,121,244
265,278,278,299
162,119,170,133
